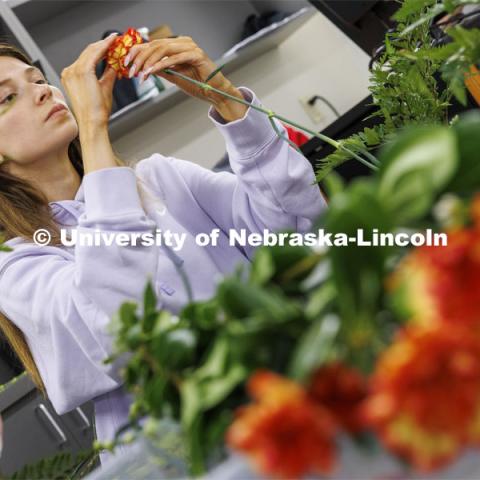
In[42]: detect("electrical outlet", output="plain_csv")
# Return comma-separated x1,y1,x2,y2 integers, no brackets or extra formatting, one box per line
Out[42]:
299,95,324,124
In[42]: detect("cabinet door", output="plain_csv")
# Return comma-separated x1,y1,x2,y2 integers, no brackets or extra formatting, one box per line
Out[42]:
0,389,79,476
60,401,96,450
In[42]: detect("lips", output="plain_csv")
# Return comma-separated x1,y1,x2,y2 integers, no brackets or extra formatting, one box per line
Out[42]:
46,103,67,121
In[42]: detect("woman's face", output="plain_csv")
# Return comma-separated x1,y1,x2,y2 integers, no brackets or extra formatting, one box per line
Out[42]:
0,56,78,165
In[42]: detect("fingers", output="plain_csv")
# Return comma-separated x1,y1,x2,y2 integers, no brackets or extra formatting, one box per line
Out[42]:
78,33,120,68
99,64,117,90
144,50,202,79
125,36,196,77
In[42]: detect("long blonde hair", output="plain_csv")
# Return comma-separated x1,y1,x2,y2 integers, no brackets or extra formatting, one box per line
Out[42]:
0,42,164,395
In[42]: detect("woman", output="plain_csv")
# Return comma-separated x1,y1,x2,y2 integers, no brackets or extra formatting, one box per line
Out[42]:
0,34,326,465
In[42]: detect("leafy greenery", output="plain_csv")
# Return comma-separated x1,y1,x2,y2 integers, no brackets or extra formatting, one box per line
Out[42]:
316,0,464,181
316,125,390,180
105,246,319,475
400,0,480,106
10,449,98,480
104,109,480,475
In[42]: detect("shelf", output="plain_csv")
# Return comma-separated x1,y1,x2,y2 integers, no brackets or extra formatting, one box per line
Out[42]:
108,6,316,141
7,0,83,28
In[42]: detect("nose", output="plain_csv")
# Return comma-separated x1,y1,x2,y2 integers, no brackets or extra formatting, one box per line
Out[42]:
35,83,52,105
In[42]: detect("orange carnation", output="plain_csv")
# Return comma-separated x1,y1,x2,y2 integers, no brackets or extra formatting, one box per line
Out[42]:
226,370,337,479
389,227,480,328
363,325,480,471
308,362,368,434
105,27,144,79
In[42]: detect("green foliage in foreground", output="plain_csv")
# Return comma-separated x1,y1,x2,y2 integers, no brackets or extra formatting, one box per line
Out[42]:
106,111,480,476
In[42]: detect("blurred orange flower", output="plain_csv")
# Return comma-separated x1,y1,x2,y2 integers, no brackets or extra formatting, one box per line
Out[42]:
363,325,480,471
106,27,143,79
388,226,480,329
226,370,337,479
308,362,368,434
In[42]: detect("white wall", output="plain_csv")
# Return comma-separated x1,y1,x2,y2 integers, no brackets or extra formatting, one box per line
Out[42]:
112,10,372,169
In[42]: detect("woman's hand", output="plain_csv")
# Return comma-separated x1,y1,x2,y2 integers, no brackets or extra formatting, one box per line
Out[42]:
60,33,119,131
125,36,243,109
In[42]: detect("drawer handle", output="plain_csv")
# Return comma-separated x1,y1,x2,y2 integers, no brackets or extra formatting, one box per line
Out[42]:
36,403,67,445
75,407,91,429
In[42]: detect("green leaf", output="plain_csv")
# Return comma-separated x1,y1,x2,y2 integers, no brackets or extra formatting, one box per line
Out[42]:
378,126,458,223
180,379,202,429
393,0,436,22
217,278,296,322
404,43,458,62
267,243,313,278
143,278,157,316
382,168,435,223
144,376,169,417
107,301,140,349
384,35,394,56
325,180,392,325
315,142,355,181
304,282,336,320
151,328,197,369
12,450,98,480
197,363,247,409
321,170,345,199
203,409,233,463
448,110,480,192
152,310,179,335
194,335,229,380
398,4,445,37
119,302,139,326
448,71,468,106
249,247,275,285
125,323,144,350
362,127,381,146
180,298,221,330
288,314,340,382
180,362,246,425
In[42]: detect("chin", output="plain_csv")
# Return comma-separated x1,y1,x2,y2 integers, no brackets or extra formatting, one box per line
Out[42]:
34,126,79,159
61,120,79,143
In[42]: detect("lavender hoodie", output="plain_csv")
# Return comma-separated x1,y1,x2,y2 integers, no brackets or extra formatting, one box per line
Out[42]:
0,86,327,465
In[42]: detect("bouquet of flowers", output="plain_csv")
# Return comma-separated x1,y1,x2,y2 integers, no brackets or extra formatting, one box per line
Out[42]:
103,111,480,478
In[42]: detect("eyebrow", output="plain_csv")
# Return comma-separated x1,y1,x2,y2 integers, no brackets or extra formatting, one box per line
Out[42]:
0,66,43,87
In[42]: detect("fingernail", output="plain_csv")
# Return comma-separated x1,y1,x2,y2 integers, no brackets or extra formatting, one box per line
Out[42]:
107,32,118,39
139,71,145,85
145,66,153,75
129,64,136,78
124,54,131,67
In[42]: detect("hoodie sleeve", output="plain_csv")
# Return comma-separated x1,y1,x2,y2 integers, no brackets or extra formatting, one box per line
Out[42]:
146,86,327,260
0,166,160,414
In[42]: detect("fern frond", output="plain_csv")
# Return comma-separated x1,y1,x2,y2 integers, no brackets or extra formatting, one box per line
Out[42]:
11,449,97,480
393,0,436,22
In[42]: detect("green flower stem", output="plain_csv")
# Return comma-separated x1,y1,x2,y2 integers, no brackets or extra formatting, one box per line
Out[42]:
268,115,303,154
362,149,381,166
158,68,379,171
339,146,379,171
